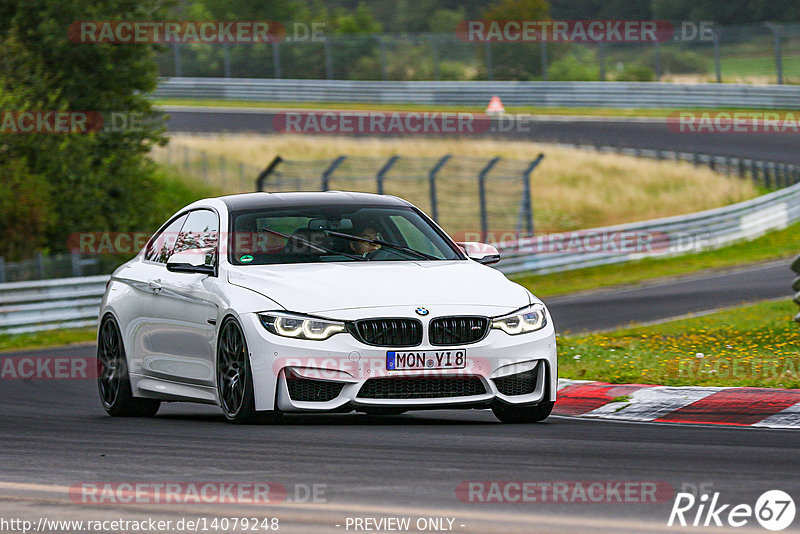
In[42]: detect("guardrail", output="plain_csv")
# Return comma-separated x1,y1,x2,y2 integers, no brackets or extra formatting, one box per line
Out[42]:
495,180,800,274
0,275,109,334
154,78,800,109
793,255,800,324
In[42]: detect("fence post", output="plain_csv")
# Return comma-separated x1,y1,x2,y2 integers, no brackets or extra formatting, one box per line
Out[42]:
222,42,232,78
255,156,284,191
540,41,548,80
484,42,493,81
764,162,772,189
35,252,44,279
272,42,282,78
654,41,661,81
428,155,451,222
765,23,783,85
0,256,5,283
377,36,387,81
172,43,182,77
430,36,440,81
712,30,722,83
598,42,606,81
752,161,761,186
321,156,347,191
521,154,545,236
376,156,399,194
478,157,501,241
324,37,334,80
70,251,82,277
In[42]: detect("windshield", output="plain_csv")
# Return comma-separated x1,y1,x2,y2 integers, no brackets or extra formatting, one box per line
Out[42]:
228,205,463,265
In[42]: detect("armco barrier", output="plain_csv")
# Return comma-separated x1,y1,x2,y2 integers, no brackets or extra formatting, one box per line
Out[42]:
495,180,800,274
793,255,800,323
0,275,109,334
154,78,800,109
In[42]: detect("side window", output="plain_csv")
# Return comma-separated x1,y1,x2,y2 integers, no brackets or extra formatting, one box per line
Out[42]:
144,214,188,263
173,210,220,265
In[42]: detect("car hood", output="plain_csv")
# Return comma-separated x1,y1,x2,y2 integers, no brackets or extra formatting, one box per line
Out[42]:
227,260,530,314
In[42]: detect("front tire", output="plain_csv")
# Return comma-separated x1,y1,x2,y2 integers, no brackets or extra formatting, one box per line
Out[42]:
216,318,280,424
492,401,554,424
97,316,160,417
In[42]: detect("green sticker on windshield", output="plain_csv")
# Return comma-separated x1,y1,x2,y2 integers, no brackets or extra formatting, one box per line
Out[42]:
240,254,253,263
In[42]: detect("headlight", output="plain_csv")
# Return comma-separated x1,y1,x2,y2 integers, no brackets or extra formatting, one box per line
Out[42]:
258,312,346,341
492,304,547,335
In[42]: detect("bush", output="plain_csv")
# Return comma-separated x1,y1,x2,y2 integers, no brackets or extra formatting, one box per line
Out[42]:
548,53,600,81
615,64,656,81
631,47,711,75
0,159,53,261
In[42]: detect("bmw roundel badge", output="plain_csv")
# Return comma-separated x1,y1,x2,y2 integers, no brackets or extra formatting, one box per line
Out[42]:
415,307,429,316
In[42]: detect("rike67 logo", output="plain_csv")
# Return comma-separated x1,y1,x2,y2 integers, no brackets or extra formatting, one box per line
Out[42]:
668,490,795,531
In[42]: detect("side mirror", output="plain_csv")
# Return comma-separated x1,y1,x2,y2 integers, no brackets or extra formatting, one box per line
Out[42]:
456,242,501,265
167,248,216,275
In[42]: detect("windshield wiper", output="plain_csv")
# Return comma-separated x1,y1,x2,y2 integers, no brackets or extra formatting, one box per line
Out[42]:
255,228,367,261
325,231,439,261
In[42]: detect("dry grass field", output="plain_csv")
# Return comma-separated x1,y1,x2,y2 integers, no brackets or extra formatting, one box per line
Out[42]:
153,134,757,235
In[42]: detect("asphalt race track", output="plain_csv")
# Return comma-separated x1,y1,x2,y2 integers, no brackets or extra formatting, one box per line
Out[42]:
1,109,798,533
2,344,800,532
547,260,795,333
163,106,800,165
2,262,798,532
3,343,800,533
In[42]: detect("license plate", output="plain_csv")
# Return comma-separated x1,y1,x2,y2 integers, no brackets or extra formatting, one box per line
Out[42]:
386,350,467,370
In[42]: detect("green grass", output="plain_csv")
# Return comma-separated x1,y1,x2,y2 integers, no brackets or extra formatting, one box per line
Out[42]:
512,220,800,298
559,299,800,388
153,99,782,118
720,55,800,81
0,327,97,353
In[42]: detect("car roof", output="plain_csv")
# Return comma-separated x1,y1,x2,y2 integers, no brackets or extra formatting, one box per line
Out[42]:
218,191,412,211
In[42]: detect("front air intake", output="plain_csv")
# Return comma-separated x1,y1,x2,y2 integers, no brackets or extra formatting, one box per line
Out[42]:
429,316,489,345
357,376,486,399
348,318,423,347
492,364,539,396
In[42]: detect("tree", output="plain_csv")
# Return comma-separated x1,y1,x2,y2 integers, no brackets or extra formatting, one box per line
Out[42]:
0,0,169,255
480,0,551,80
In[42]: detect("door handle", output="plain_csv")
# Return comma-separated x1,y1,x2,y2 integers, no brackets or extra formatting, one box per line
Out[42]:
148,279,162,292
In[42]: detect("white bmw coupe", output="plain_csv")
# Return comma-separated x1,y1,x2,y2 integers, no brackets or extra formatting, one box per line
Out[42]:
97,192,557,423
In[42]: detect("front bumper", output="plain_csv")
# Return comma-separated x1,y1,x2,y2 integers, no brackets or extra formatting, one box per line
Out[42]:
240,310,557,413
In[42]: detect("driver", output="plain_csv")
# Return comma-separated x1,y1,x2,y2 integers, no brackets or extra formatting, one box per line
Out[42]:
349,225,382,257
